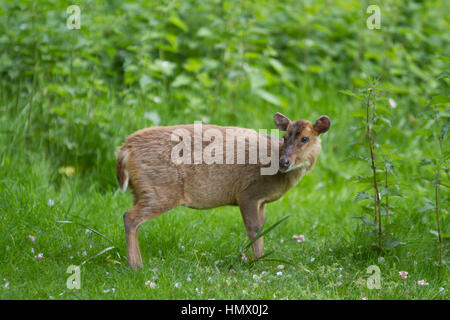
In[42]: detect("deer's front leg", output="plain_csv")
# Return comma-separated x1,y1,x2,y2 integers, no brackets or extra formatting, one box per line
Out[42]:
239,200,266,258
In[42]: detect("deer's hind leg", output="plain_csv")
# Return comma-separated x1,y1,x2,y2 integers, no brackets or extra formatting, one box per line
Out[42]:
124,185,180,269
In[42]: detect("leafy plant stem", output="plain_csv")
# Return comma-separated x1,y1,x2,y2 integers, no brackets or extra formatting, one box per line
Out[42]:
433,107,443,267
385,165,389,230
366,88,382,247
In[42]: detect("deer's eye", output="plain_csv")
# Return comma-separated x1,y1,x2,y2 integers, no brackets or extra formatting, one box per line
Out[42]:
301,137,309,143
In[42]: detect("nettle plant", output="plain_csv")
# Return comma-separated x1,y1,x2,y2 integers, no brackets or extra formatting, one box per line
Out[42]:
417,90,449,266
342,79,404,251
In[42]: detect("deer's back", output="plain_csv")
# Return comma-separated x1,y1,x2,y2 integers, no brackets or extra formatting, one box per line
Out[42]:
120,125,274,209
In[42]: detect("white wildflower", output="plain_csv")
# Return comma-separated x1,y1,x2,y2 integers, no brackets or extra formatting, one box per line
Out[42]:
388,98,397,108
293,234,306,242
417,280,429,286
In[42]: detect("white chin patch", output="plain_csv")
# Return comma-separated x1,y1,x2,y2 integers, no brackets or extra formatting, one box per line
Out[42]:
284,161,310,173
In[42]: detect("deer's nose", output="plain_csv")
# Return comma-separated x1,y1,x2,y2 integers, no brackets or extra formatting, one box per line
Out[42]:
279,157,290,169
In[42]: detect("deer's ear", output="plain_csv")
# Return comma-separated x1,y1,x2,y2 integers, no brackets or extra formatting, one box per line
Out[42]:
273,112,291,131
313,115,331,134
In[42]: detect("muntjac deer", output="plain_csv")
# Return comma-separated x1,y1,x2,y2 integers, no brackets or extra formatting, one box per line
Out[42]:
116,113,330,269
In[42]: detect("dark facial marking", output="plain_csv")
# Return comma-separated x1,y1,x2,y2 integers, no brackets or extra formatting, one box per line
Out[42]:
283,121,308,152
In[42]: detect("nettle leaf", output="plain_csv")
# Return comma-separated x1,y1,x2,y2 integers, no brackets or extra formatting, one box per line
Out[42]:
440,122,449,140
436,71,450,80
383,237,404,250
438,109,450,117
374,103,392,116
197,27,213,38
432,179,448,187
430,95,450,105
171,74,192,88
352,174,385,183
353,216,376,227
254,89,282,107
339,90,363,100
247,68,267,90
415,128,433,138
349,110,366,118
139,74,154,89
419,158,433,166
417,202,434,213
430,230,439,238
379,188,402,198
388,154,405,161
361,205,375,213
268,58,286,75
384,159,395,174
379,116,392,127
381,207,395,216
169,14,188,32
380,144,397,154
355,191,374,202
346,154,370,163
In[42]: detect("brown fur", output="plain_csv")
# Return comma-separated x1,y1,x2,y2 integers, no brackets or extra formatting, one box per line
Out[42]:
117,114,330,269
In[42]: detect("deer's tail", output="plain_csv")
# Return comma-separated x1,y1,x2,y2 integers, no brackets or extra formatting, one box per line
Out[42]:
115,147,129,192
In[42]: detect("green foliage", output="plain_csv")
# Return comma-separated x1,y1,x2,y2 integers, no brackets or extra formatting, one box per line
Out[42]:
415,78,449,266
0,0,449,186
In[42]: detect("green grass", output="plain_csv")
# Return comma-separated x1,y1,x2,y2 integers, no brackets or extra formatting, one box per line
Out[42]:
0,82,448,300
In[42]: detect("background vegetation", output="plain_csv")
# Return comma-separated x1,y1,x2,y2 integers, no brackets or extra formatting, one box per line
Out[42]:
0,0,448,299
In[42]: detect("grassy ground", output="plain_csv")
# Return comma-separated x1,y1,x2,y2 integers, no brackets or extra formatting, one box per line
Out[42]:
0,81,448,300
